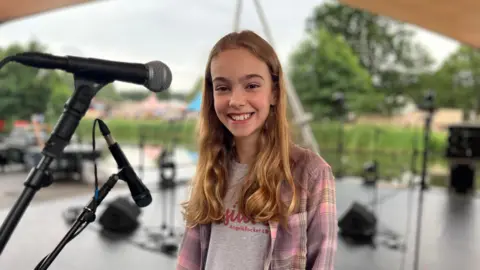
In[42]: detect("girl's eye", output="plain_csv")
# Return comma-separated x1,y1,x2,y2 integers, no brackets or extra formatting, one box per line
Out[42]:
215,86,229,91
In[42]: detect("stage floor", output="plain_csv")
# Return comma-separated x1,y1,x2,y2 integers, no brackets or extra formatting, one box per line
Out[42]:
1,173,480,269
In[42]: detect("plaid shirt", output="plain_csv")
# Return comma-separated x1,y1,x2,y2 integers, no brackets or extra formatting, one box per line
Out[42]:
176,146,337,270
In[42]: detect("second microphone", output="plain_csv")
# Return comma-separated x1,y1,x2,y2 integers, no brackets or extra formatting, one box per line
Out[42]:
98,119,152,207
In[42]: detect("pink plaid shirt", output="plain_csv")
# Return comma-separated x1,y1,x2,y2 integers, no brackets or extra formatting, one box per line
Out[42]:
176,145,337,270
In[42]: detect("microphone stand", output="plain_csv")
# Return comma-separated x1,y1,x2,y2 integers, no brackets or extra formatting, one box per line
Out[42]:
412,90,435,270
0,77,108,255
34,172,122,270
333,92,346,178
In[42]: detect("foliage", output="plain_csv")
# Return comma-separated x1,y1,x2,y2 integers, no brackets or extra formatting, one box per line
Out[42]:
75,118,448,181
185,77,203,103
0,41,57,119
305,1,434,113
289,28,378,118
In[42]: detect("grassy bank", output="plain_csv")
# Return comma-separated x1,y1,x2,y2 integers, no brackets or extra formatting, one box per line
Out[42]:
75,118,449,181
77,118,446,151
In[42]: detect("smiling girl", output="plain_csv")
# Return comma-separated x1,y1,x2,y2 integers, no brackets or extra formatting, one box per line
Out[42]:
176,30,337,270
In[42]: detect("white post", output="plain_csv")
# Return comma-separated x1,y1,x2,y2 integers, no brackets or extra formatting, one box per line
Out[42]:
233,0,243,32
251,0,320,154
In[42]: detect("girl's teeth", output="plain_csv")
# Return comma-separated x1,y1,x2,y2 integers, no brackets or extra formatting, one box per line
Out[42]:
232,113,251,121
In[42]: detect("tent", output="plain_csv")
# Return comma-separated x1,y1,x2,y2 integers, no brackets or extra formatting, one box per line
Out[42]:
0,0,478,47
339,0,479,48
0,0,94,23
186,92,202,112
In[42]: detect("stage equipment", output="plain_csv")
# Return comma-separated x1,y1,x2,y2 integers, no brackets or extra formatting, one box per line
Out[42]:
413,89,436,270
332,91,346,177
338,201,377,241
445,123,480,193
0,53,171,255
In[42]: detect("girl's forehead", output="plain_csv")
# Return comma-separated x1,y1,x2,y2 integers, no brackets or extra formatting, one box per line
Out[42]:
211,49,269,79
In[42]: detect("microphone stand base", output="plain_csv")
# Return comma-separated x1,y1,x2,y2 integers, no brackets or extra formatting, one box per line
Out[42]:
35,174,120,270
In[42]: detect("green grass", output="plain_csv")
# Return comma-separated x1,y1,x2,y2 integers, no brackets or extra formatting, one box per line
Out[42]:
72,118,469,187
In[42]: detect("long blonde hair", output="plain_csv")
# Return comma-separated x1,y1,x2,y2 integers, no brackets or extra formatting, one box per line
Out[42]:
182,30,298,228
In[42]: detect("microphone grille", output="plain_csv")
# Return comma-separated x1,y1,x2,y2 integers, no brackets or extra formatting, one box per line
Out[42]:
145,61,172,92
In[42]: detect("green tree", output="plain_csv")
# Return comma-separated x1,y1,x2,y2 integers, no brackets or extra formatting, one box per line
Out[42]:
156,90,171,100
118,90,149,101
308,1,433,76
307,1,434,110
45,73,72,121
0,41,57,119
185,77,203,102
421,46,480,117
289,28,376,119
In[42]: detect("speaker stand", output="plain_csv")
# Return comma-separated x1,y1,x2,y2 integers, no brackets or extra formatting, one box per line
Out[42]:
142,147,180,256
412,100,434,270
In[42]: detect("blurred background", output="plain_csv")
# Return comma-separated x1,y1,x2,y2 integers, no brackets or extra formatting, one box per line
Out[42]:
0,0,479,270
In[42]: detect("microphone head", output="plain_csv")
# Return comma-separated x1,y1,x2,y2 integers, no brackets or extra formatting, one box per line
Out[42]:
133,192,152,208
145,61,172,92
121,167,152,207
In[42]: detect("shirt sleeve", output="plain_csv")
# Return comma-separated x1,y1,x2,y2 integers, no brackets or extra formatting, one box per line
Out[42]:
176,225,202,270
306,164,337,270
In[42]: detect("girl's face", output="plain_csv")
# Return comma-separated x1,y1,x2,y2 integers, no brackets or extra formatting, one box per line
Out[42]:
211,48,276,144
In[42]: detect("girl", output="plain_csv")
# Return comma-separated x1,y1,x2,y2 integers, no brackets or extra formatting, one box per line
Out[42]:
176,30,337,270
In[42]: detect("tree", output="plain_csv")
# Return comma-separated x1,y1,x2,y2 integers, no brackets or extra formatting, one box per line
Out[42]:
93,83,123,102
0,41,57,119
307,1,434,111
118,90,149,101
422,46,480,117
185,77,203,103
289,28,377,119
308,1,433,76
45,73,72,121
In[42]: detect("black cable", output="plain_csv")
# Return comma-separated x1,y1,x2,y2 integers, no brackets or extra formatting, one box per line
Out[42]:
34,119,100,269
92,119,100,211
0,56,14,70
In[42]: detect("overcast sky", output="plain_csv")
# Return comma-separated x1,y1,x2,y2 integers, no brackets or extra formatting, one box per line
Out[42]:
0,0,460,93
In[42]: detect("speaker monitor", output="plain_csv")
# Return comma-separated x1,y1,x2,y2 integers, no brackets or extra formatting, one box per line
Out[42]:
450,164,475,194
338,202,377,239
446,124,480,159
99,197,141,234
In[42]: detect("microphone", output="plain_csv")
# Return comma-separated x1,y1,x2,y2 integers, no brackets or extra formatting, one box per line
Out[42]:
9,52,172,92
98,120,152,207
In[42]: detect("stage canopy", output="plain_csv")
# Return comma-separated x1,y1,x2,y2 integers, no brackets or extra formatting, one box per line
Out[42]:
0,0,478,47
0,0,94,23
339,0,479,48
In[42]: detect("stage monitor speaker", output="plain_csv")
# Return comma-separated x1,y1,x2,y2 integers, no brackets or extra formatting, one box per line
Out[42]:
446,124,480,159
450,163,475,194
99,197,141,234
338,202,377,240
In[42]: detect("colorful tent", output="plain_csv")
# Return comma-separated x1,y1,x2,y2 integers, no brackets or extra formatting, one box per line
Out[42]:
186,92,202,112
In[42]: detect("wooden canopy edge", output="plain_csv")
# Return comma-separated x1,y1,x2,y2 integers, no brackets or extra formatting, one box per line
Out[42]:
0,0,94,23
339,0,480,48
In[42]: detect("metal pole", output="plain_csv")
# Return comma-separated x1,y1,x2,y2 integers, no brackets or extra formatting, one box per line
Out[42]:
233,0,243,32
413,112,432,270
251,0,320,154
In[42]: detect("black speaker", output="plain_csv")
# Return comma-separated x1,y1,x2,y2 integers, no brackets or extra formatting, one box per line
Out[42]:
446,124,480,159
338,202,377,240
99,197,141,234
450,163,475,194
